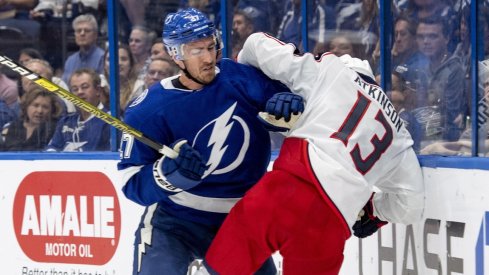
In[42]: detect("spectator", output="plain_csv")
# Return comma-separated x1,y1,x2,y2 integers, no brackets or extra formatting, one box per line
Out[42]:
102,44,143,114
420,60,489,156
0,88,62,151
388,15,429,106
276,0,335,55
0,67,20,128
336,0,379,60
0,100,16,130
46,68,110,152
231,9,255,59
326,31,359,57
389,72,423,151
21,58,75,113
0,67,20,109
415,16,466,144
402,0,458,51
61,13,104,84
129,25,156,77
143,57,176,88
131,57,178,102
18,47,43,65
29,0,100,71
150,38,171,60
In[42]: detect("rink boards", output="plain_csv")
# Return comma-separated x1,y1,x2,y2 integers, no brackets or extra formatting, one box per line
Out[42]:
0,156,488,275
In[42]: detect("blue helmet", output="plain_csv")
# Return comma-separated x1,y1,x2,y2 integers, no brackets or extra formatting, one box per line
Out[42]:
163,8,221,60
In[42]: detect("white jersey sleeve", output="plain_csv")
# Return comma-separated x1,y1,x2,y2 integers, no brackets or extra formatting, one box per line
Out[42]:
238,32,425,227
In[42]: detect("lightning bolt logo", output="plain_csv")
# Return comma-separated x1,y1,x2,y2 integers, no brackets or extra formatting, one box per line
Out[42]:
203,103,237,178
137,204,157,273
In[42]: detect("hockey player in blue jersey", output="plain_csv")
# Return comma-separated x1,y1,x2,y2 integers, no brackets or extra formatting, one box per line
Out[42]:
117,8,299,275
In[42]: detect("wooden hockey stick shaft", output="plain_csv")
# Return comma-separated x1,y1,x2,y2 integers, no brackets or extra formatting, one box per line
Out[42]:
0,54,177,158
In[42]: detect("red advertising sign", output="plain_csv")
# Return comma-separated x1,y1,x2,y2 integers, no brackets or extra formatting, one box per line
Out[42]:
13,171,121,265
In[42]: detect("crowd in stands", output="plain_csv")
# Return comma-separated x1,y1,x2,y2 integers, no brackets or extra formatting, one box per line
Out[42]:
0,0,488,156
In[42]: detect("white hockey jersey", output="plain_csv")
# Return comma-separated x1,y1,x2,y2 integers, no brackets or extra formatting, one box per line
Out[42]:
238,33,425,229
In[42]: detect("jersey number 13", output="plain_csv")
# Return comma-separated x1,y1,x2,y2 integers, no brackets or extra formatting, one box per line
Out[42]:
331,91,393,175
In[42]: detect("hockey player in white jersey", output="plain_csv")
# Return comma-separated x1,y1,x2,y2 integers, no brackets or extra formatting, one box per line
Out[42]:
205,32,425,274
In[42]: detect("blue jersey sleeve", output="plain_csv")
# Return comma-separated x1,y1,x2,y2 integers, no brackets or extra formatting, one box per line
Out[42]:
118,90,176,205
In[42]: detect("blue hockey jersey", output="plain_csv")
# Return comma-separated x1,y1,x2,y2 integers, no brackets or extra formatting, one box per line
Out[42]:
118,58,290,225
46,103,110,152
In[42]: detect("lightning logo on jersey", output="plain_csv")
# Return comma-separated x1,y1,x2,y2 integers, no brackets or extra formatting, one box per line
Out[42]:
194,102,250,178
137,204,157,272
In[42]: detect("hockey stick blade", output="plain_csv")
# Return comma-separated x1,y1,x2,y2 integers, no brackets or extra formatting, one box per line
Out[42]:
0,54,177,158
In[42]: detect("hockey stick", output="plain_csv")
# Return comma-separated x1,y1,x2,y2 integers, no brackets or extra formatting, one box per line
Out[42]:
0,54,177,158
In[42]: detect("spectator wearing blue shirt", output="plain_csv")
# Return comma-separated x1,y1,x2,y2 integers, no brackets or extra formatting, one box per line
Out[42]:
61,14,104,84
389,15,429,108
47,68,109,152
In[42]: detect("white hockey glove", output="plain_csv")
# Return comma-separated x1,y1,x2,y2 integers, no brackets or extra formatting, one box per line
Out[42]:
153,139,207,192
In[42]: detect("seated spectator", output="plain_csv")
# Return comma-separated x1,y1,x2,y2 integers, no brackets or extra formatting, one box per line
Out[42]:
0,100,16,130
0,67,20,109
46,68,110,152
336,0,379,60
143,57,177,88
131,57,178,101
0,67,20,127
18,47,43,65
325,31,360,58
30,0,100,71
401,0,458,52
414,16,466,144
231,9,255,59
389,72,422,152
150,38,171,60
276,0,335,55
21,58,75,113
0,88,62,151
128,25,155,78
102,44,143,115
61,13,104,84
420,60,489,156
371,15,429,103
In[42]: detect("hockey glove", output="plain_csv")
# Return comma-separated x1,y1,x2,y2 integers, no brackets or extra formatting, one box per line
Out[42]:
258,92,304,132
352,194,388,238
154,139,207,192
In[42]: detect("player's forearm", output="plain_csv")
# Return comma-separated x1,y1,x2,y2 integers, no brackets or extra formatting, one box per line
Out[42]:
238,32,318,99
121,164,170,206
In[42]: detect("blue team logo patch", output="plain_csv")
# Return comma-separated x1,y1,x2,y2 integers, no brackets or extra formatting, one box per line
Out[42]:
193,102,250,178
129,89,148,108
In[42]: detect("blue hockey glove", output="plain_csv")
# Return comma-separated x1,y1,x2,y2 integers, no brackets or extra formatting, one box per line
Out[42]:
352,194,388,238
258,92,304,132
153,140,207,192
